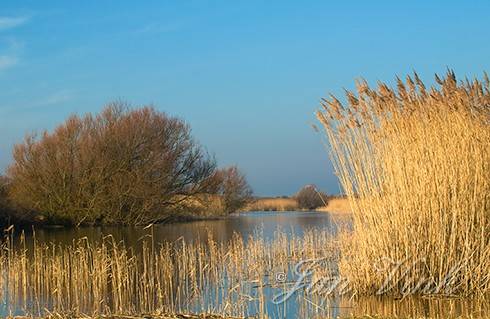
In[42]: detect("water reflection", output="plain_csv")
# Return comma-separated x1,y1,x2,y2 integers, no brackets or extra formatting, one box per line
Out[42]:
16,211,337,248
341,296,489,318
3,211,488,318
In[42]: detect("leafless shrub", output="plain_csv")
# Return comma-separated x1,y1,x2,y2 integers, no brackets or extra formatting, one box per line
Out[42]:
0,176,13,223
295,184,329,210
7,103,217,225
0,175,35,224
213,166,253,214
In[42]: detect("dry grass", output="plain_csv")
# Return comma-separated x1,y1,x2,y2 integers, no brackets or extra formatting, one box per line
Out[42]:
316,197,352,215
6,314,246,319
7,315,490,319
0,229,336,318
317,71,490,296
243,197,299,212
1,228,487,318
176,194,226,217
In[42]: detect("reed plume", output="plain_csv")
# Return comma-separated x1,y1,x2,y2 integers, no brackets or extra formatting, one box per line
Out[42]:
317,71,490,296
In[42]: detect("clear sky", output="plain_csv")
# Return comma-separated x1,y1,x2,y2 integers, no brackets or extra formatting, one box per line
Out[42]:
0,1,489,196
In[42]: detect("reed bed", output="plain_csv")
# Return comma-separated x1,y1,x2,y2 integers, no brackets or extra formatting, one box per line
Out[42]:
244,198,299,212
316,197,352,215
0,229,336,318
317,71,490,296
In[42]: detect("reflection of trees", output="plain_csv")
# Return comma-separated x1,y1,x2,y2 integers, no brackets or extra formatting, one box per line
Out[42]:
12,212,337,251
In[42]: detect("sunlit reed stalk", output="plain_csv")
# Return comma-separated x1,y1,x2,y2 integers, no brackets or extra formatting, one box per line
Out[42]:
0,228,336,317
316,71,490,296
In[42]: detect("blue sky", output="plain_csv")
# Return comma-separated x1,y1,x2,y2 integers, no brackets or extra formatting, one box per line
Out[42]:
0,1,489,196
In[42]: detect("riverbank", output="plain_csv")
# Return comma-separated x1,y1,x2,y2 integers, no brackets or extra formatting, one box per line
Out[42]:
0,212,227,229
242,197,299,211
0,192,232,228
242,196,352,214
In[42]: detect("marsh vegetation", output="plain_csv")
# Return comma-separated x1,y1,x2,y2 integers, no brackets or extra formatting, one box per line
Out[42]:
244,185,330,212
0,71,488,319
0,212,489,318
1,216,487,319
317,71,490,297
1,221,337,317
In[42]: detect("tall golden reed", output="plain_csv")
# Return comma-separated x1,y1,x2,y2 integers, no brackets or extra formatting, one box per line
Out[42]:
317,71,490,296
0,229,335,317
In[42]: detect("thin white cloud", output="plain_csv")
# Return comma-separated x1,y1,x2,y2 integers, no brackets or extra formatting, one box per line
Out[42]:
0,16,29,31
39,90,75,106
0,90,76,116
0,55,18,71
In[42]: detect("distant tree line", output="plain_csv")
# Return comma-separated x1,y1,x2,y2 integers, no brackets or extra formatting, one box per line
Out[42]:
0,103,252,226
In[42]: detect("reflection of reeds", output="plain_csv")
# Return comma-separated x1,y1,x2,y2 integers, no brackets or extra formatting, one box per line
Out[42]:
317,71,490,296
0,229,335,317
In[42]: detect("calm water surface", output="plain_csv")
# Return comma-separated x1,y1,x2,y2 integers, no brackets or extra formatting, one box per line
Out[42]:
4,211,488,318
18,211,338,247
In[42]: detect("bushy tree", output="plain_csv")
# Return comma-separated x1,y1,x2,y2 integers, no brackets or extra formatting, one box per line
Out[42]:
0,176,12,224
0,175,33,225
295,184,329,210
7,103,217,225
214,166,253,214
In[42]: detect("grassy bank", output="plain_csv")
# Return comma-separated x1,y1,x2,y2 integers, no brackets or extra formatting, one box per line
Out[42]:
243,196,352,215
317,71,490,296
243,197,299,211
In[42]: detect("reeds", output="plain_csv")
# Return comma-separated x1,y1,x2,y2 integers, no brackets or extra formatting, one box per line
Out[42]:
317,71,490,296
316,197,352,215
244,198,299,212
0,229,336,318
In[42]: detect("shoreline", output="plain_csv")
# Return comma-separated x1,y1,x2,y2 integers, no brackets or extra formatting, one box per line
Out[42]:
240,196,352,215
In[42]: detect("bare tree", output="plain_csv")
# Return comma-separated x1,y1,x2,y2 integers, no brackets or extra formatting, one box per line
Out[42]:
0,176,12,224
8,103,217,225
0,175,34,224
214,166,253,214
295,184,329,210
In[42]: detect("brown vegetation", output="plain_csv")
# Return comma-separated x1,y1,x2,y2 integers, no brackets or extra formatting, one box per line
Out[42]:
1,229,335,317
0,176,15,224
317,71,490,296
294,184,329,210
29,315,243,319
212,166,253,214
243,197,299,211
0,175,35,225
243,185,330,212
316,196,351,214
6,103,251,225
2,229,486,318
